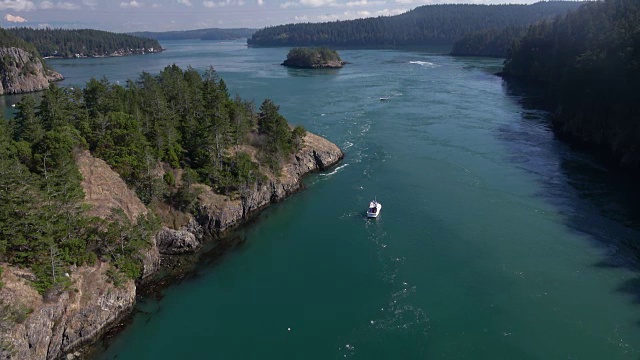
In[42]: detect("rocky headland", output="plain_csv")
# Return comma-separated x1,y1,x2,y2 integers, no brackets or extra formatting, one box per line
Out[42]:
0,47,63,95
0,132,343,360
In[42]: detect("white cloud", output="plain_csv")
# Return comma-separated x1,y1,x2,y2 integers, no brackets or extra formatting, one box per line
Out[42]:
300,0,335,7
151,2,161,7
178,0,192,5
203,0,225,7
120,0,142,8
0,0,36,11
280,1,297,8
82,0,96,5
4,13,27,22
39,0,54,9
56,1,79,9
374,7,404,15
307,8,404,21
257,0,263,5
345,0,385,6
291,0,385,9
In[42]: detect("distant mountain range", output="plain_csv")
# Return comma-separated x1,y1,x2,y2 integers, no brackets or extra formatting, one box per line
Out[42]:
248,2,584,47
130,28,256,41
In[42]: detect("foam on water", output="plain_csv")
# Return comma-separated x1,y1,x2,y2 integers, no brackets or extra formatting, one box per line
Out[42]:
409,60,438,68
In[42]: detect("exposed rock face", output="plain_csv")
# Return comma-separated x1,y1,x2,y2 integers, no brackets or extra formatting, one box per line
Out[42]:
156,227,201,255
76,150,148,222
0,131,342,360
0,263,135,360
0,47,63,95
197,132,344,236
76,149,160,279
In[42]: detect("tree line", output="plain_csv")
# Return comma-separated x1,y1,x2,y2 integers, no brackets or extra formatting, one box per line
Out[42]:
248,2,582,47
7,28,162,58
130,28,256,41
283,47,342,68
450,26,527,58
502,0,640,169
0,64,305,292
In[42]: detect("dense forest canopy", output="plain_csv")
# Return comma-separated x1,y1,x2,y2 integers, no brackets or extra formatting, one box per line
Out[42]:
6,28,162,58
282,47,343,68
248,2,583,47
450,26,527,57
0,28,40,56
130,28,256,41
0,64,305,292
503,0,640,169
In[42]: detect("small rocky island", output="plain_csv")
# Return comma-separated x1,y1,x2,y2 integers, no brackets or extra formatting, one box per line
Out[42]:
281,47,346,69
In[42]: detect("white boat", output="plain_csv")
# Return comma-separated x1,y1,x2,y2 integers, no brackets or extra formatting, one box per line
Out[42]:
367,199,382,218
379,96,389,101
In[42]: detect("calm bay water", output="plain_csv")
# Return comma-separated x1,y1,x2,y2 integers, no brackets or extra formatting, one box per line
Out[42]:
23,40,640,359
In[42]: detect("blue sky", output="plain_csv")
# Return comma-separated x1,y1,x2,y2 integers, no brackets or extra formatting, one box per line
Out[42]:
1,0,540,32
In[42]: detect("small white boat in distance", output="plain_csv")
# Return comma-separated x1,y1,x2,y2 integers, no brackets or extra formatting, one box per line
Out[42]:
380,96,389,101
367,199,382,218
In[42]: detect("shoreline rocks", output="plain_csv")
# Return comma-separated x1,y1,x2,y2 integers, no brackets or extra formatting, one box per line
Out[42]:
0,131,343,360
0,47,64,95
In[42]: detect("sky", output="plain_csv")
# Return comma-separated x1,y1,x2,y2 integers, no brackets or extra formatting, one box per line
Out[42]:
0,0,541,32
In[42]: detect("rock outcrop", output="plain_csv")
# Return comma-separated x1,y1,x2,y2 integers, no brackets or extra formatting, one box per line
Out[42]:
76,149,161,279
0,131,342,360
196,132,343,236
0,47,63,95
0,263,135,360
156,227,201,255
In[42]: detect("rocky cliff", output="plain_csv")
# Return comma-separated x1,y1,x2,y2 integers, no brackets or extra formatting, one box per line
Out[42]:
0,263,135,360
0,47,63,95
196,132,343,236
0,132,342,359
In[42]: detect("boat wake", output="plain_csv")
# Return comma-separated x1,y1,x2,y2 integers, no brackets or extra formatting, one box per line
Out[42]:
409,60,438,68
319,163,348,177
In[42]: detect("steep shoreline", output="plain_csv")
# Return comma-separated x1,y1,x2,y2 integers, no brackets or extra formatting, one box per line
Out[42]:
0,47,63,95
0,132,343,360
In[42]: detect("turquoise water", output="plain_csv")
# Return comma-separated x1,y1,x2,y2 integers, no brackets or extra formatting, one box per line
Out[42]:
33,40,640,359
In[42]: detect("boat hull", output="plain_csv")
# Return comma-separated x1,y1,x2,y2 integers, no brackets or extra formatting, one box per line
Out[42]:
367,202,382,218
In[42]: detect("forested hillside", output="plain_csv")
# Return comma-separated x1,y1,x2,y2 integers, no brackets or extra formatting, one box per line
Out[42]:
131,28,255,41
450,26,526,57
503,0,640,169
248,2,582,47
0,65,305,292
7,28,162,58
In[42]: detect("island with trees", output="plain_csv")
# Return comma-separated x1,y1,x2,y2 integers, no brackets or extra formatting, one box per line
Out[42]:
0,65,343,359
7,28,162,58
282,47,346,69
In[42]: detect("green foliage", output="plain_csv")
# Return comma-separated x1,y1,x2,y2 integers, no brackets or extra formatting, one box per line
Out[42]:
248,2,583,47
97,209,160,281
503,0,640,168
130,28,256,41
1,63,302,292
0,302,33,325
0,28,42,60
283,47,342,68
7,28,162,58
451,26,526,57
